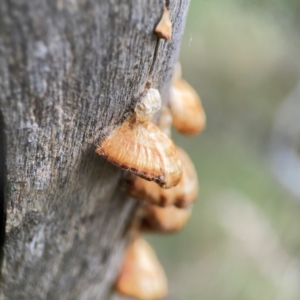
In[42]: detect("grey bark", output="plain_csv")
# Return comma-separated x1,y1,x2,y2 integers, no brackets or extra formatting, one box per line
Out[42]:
0,0,190,299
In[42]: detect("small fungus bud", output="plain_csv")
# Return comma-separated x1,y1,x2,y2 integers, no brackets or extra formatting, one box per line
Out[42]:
141,203,192,233
115,237,168,300
124,147,198,208
169,63,206,135
96,88,182,188
135,88,161,123
155,6,172,41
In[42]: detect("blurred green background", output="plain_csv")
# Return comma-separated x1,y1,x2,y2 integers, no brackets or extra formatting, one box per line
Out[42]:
116,1,300,299
149,1,300,300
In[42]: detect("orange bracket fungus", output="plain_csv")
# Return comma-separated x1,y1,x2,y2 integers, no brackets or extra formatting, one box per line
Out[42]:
124,147,198,208
96,88,182,188
112,61,204,299
115,237,168,300
141,203,192,233
155,5,172,40
169,63,206,135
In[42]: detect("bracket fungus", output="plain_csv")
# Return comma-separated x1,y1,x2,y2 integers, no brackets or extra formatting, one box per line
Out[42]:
96,88,182,188
169,63,206,135
124,147,198,208
155,6,172,41
115,237,168,300
175,147,199,207
141,204,192,233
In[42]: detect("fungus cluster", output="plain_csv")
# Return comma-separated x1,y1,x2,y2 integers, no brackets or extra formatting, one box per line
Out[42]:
96,88,182,189
96,6,205,299
96,66,205,298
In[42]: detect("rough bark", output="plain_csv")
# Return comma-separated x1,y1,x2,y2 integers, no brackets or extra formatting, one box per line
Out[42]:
0,0,190,299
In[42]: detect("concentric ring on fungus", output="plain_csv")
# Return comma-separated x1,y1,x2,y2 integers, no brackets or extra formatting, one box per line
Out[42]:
96,88,182,189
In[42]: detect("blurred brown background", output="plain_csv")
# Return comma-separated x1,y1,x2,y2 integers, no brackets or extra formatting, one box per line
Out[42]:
117,1,300,299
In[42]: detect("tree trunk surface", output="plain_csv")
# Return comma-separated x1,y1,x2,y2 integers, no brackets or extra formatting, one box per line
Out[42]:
0,0,190,299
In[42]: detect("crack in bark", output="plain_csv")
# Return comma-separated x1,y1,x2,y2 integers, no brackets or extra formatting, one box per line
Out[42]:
147,38,161,85
150,38,161,76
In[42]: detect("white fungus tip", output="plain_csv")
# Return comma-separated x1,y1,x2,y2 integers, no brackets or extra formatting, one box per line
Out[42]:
135,88,162,122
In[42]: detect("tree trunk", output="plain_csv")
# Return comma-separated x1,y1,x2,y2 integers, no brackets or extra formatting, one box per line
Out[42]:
0,0,190,299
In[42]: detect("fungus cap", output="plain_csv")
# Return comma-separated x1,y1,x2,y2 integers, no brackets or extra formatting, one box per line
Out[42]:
124,147,198,208
96,88,182,188
175,147,199,208
141,203,192,233
170,79,206,135
155,7,172,40
115,237,168,300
